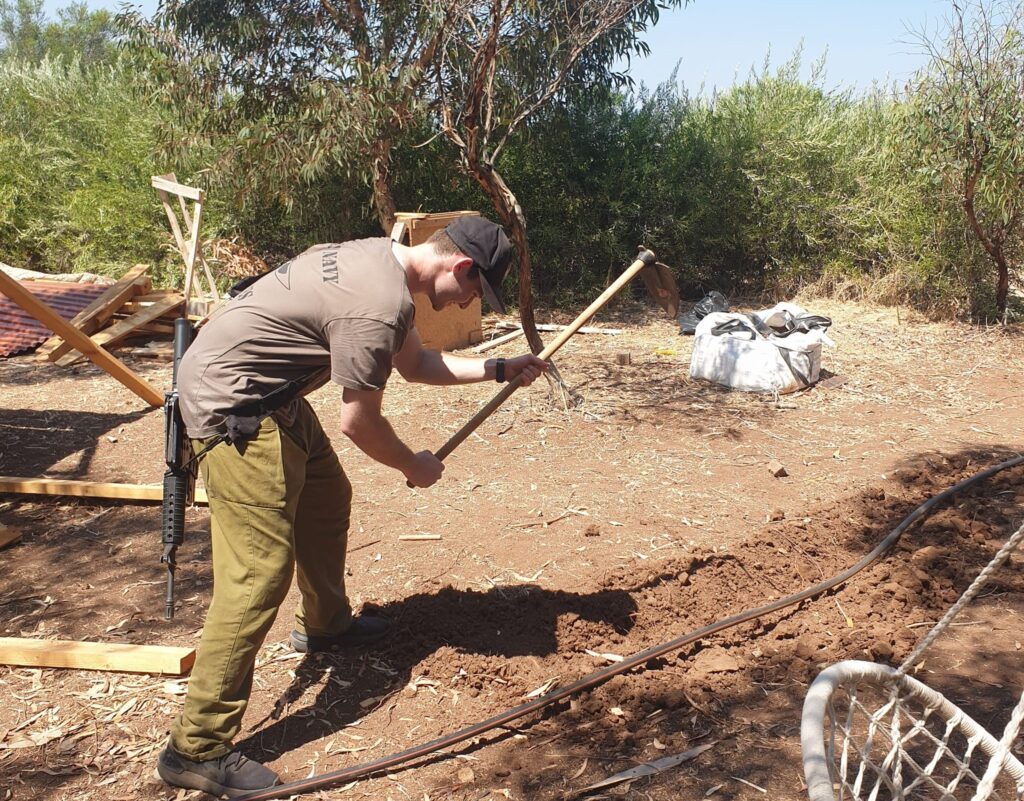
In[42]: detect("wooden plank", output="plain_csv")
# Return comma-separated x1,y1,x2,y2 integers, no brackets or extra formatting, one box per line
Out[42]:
0,477,208,505
494,321,623,335
187,297,222,318
153,173,219,304
157,190,191,263
0,267,164,407
55,295,183,366
394,210,479,224
182,197,204,305
0,638,195,674
397,211,483,350
130,290,180,303
36,264,150,362
130,322,176,335
0,524,21,549
151,174,203,202
472,328,525,353
176,193,220,302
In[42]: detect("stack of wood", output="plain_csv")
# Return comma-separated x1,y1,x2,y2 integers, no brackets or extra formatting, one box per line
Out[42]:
35,264,185,366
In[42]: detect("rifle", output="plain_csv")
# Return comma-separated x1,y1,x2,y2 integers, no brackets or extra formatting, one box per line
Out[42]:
161,316,196,620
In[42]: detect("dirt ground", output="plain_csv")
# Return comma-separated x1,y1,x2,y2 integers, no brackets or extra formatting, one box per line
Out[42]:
1,297,1023,801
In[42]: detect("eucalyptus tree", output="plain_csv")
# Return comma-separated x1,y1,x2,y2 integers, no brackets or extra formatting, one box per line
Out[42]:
911,0,1024,315
436,0,684,353
122,1,453,232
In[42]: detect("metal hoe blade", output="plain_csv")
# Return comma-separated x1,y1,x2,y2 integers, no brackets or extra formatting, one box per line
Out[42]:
639,261,680,319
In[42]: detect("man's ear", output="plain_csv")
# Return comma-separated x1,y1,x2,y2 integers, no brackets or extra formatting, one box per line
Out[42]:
451,255,476,276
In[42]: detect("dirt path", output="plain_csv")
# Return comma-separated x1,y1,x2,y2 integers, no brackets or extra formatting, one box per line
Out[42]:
1,299,1022,801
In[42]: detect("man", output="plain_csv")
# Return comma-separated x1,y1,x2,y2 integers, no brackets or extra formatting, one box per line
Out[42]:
156,217,548,797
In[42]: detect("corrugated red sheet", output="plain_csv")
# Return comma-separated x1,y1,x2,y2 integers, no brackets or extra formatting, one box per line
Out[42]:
0,279,110,358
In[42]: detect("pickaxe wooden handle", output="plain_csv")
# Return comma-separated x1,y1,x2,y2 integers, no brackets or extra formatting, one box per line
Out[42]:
411,248,656,483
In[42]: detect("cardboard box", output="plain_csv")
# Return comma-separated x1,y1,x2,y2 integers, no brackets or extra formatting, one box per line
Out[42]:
392,211,485,351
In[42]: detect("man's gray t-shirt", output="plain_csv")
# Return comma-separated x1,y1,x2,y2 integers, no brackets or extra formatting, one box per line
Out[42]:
177,238,415,439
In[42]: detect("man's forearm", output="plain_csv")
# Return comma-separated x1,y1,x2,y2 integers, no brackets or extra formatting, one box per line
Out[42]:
341,410,417,473
408,350,496,385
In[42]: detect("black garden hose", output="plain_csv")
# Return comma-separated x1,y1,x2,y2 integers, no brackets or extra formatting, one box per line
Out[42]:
237,453,1024,801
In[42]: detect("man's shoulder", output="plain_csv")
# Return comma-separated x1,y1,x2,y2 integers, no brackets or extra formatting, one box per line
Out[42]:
297,237,392,262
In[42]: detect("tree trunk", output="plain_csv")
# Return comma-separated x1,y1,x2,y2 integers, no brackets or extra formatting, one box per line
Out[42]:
994,253,1010,314
963,165,1010,314
370,138,397,234
465,160,544,354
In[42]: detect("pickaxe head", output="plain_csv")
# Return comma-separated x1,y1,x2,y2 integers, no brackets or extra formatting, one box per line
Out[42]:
639,261,680,319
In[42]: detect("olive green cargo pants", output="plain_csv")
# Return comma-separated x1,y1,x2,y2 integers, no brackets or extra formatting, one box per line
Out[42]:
169,400,352,760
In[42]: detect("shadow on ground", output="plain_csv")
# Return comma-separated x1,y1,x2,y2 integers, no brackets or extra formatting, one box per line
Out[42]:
0,407,149,477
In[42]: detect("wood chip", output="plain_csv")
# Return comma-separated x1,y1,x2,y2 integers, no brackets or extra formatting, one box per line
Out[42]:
525,677,559,698
570,759,589,780
584,649,625,663
581,742,716,792
731,776,767,794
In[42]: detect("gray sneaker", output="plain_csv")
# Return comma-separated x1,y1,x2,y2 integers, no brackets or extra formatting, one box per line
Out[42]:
290,614,391,652
156,745,280,798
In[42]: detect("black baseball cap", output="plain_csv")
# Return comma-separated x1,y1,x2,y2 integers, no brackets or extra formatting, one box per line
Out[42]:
444,216,513,314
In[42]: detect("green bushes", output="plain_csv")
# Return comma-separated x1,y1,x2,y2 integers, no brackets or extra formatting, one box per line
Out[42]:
480,52,1014,317
0,32,1016,318
0,57,171,276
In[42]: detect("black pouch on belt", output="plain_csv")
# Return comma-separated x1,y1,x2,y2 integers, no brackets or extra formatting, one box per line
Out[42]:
222,374,310,452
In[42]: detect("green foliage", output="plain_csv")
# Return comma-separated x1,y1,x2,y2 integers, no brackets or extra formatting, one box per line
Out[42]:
0,56,173,277
2,6,1019,318
1,0,118,66
906,0,1024,314
120,0,449,230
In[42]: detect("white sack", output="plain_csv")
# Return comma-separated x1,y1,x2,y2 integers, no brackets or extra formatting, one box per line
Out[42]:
689,303,834,394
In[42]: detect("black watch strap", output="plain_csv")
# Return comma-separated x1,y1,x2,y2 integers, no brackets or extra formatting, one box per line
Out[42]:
495,358,506,383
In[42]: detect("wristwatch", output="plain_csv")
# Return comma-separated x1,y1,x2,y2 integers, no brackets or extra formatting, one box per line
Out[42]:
494,358,506,383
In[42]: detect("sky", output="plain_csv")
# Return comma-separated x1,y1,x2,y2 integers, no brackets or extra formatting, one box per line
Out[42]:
47,0,950,95
626,0,949,95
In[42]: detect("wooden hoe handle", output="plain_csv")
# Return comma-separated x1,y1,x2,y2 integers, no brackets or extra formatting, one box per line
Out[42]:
408,248,656,487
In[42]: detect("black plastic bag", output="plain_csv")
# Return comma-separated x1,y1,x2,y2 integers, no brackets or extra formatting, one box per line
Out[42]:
678,291,729,335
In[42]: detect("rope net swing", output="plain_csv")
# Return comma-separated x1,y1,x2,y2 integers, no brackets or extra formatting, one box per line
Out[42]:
801,519,1024,801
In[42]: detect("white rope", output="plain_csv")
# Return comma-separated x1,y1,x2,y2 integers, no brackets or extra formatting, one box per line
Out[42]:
803,517,1024,801
897,519,1024,677
971,688,1024,801
844,692,986,798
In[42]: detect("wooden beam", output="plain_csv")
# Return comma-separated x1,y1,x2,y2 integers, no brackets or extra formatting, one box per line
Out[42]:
0,638,195,674
151,174,203,202
130,290,182,303
130,322,176,336
494,321,623,335
182,197,204,305
153,173,220,305
0,477,208,505
37,264,150,362
175,188,220,302
0,524,21,549
0,266,164,407
472,328,525,353
55,294,183,366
